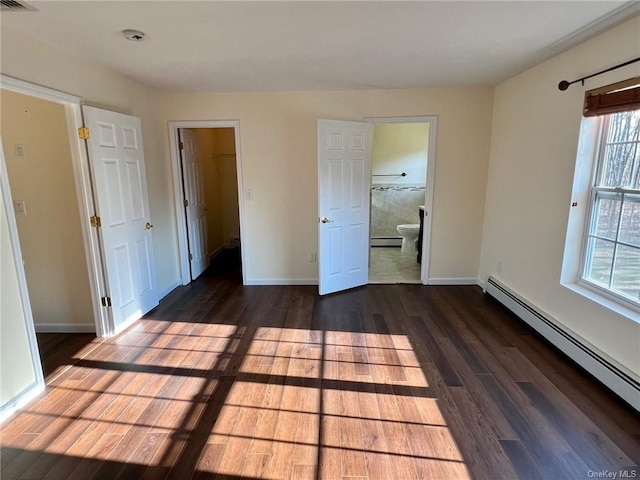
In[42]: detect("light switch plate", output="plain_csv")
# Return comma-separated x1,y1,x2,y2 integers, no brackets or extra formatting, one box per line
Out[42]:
14,200,27,216
14,143,26,160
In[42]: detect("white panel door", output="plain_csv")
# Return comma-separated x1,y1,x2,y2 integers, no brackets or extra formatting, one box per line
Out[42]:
83,106,158,333
179,128,208,279
318,119,372,295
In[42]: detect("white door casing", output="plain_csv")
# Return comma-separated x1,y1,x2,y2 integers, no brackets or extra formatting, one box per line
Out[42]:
363,115,438,285
318,119,372,295
83,106,158,333
179,128,208,279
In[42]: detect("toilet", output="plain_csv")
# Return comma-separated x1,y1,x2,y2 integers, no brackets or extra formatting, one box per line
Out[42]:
396,224,420,254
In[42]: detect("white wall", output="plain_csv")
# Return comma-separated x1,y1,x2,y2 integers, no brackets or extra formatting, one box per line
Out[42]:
161,88,494,283
480,16,640,376
0,26,179,297
372,123,429,185
1,90,94,329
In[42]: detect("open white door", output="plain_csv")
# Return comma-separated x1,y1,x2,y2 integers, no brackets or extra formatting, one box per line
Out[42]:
318,119,372,295
179,128,208,279
83,106,158,334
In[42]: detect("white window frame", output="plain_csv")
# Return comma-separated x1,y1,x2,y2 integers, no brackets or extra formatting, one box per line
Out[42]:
578,111,640,311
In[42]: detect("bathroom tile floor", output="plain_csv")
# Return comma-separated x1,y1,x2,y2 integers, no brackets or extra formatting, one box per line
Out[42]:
368,246,421,284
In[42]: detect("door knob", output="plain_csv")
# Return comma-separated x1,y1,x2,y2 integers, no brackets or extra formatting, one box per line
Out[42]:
145,222,154,230
320,216,334,224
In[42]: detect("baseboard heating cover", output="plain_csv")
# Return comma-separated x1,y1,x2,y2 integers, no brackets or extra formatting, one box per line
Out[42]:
485,277,639,411
370,237,402,247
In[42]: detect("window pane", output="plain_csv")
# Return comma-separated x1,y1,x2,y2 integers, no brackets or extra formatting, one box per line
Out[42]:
600,110,640,188
606,110,640,145
634,144,640,189
619,195,640,247
593,193,621,240
612,245,640,302
584,237,615,287
599,143,635,187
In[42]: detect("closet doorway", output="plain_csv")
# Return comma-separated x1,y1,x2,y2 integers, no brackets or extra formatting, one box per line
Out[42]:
170,122,246,284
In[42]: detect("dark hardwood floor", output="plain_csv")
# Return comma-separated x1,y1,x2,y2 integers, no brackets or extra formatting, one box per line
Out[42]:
1,259,638,479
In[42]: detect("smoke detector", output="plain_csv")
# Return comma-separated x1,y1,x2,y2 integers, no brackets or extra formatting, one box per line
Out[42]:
122,29,145,42
0,0,37,11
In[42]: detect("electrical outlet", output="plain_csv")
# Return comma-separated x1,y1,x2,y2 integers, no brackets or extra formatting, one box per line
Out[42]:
308,251,317,263
245,189,253,201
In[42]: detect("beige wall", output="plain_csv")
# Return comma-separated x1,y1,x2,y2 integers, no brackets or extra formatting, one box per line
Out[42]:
212,129,240,248
480,16,640,375
212,128,236,155
1,25,493,290
195,128,239,254
0,168,38,406
1,90,94,328
372,123,429,185
0,26,179,297
161,88,494,282
196,129,224,255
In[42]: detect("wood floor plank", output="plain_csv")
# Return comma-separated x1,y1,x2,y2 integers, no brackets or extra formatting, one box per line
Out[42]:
247,350,290,454
499,439,547,480
1,266,637,480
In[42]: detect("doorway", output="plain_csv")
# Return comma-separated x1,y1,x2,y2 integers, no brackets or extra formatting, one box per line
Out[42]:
0,89,97,333
1,74,161,341
169,122,246,284
365,116,437,285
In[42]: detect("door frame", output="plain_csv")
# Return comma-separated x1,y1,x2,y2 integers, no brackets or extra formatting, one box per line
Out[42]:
168,120,247,285
0,75,109,336
363,115,437,285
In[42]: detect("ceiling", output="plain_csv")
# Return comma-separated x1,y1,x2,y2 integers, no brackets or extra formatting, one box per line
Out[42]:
1,1,638,93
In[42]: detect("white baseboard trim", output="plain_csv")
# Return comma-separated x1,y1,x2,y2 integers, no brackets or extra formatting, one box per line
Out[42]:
245,277,483,287
0,381,44,424
244,278,319,286
159,280,181,300
486,276,640,411
427,277,480,286
35,323,95,333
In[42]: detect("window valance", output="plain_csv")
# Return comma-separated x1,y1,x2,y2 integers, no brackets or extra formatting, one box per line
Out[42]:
584,77,640,117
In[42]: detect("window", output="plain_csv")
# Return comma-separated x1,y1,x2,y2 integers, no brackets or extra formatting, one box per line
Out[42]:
581,109,640,309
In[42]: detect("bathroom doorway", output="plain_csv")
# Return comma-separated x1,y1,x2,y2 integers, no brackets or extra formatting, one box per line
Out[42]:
169,122,245,284
365,117,437,284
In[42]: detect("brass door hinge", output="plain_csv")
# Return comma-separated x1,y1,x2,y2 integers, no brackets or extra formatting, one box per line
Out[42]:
179,142,184,150
189,253,193,261
90,215,101,227
78,127,90,140
101,296,112,307
184,199,189,207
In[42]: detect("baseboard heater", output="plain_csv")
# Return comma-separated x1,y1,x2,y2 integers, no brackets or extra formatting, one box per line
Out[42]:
371,236,402,247
485,277,639,411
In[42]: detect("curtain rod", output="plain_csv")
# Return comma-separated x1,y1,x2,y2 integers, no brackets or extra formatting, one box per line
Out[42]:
558,56,640,91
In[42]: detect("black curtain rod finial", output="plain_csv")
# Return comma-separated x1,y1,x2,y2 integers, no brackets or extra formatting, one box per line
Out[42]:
558,80,570,91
